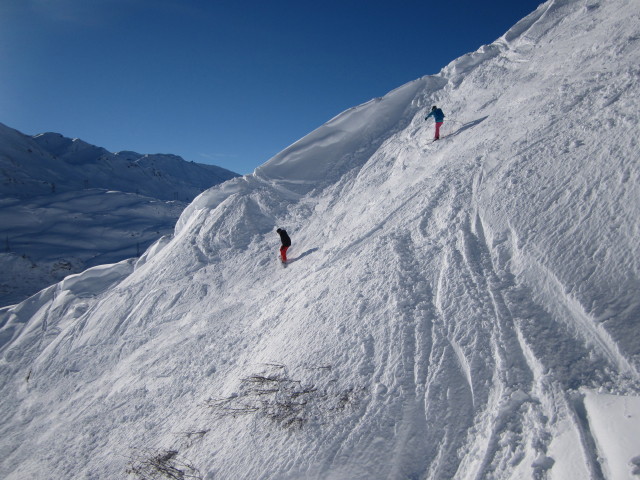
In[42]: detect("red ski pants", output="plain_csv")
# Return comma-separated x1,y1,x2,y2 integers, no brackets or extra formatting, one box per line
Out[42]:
435,122,443,139
280,246,289,262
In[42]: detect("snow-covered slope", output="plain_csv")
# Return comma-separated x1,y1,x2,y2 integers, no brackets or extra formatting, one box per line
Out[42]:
1,0,640,478
0,188,184,306
0,125,239,306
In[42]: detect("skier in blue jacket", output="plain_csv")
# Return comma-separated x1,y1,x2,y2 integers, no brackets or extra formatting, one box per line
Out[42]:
425,106,445,140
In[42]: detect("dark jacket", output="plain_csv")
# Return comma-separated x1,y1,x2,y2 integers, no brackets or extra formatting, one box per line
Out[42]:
425,108,445,123
277,229,291,247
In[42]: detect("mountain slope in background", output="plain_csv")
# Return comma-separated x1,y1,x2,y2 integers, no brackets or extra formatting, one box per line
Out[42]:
1,0,640,479
1,123,236,201
0,124,239,306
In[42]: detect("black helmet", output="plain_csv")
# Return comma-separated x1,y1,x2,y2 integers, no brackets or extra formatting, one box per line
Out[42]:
432,106,437,110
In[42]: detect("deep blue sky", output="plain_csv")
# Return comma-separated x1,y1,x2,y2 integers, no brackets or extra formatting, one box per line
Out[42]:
1,0,542,174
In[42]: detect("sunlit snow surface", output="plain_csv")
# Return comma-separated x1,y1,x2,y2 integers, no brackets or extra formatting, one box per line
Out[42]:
1,0,640,478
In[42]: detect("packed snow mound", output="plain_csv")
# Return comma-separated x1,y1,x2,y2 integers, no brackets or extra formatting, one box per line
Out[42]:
2,0,640,479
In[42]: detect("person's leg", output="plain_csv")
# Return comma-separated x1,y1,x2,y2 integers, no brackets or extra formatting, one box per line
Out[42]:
280,246,289,262
435,122,443,139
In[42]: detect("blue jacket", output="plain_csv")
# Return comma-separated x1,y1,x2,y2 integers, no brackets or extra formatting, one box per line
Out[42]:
425,108,445,123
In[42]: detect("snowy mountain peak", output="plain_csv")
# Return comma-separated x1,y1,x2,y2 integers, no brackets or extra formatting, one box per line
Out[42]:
32,131,109,163
2,0,640,478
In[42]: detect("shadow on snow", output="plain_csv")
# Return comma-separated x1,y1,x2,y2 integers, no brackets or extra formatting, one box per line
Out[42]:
288,247,320,264
446,116,489,138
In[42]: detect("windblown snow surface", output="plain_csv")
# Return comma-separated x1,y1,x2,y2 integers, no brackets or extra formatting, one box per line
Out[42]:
1,0,640,478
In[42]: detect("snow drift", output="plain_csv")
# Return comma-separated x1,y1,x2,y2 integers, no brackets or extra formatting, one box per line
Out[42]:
1,0,640,478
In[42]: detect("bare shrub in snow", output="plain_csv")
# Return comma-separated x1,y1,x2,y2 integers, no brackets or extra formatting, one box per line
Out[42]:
206,364,364,429
125,449,202,480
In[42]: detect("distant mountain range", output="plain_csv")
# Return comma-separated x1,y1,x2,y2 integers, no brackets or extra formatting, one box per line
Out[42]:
0,122,239,306
0,123,236,201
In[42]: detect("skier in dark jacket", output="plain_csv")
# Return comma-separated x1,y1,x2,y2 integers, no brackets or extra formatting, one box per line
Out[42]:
276,228,291,263
425,106,445,140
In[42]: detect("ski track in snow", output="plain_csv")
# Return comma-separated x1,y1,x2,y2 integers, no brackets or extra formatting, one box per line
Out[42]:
2,0,640,478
